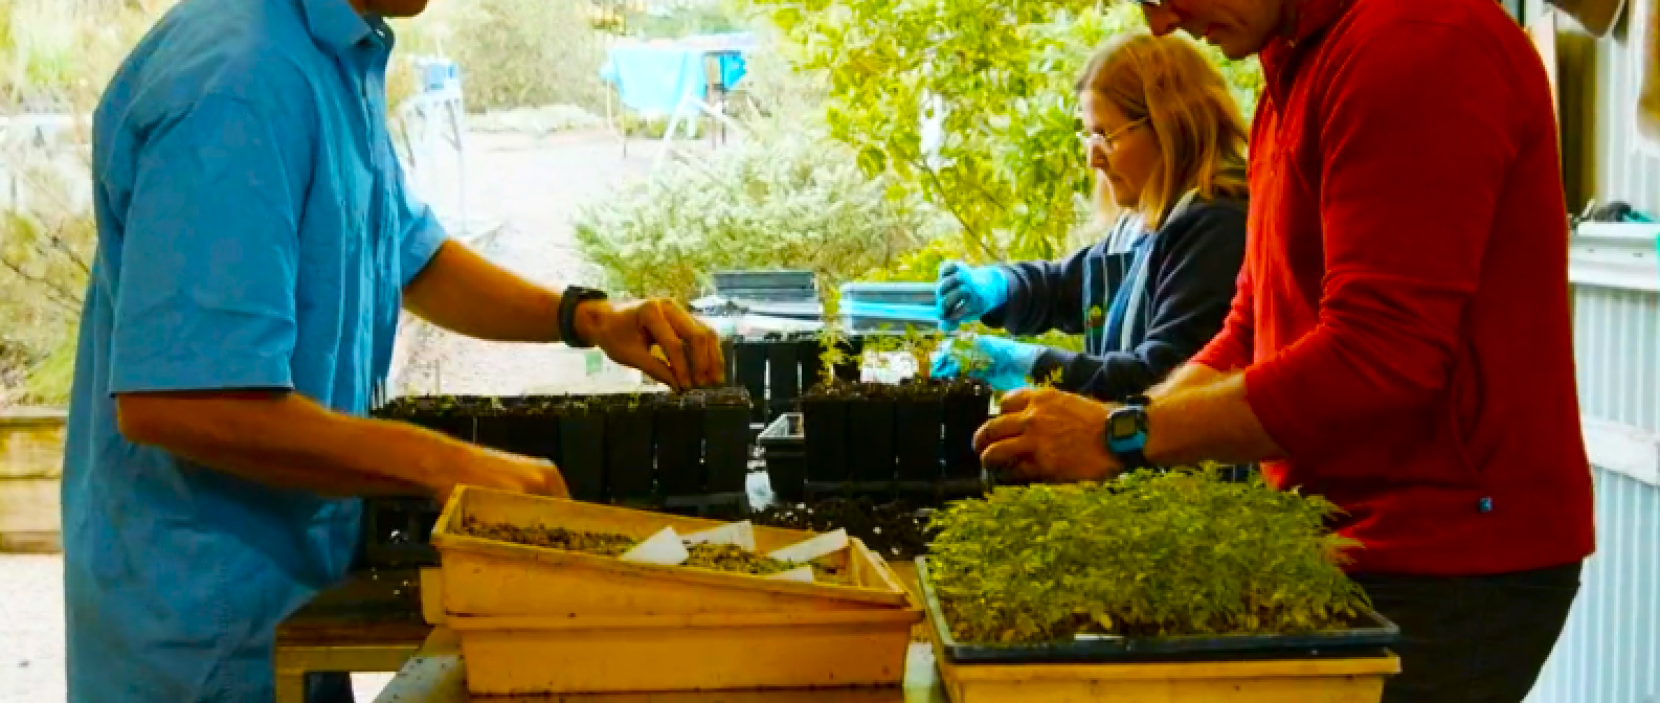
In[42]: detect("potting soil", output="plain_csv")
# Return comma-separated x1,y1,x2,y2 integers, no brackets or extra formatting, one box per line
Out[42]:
752,497,932,560
458,517,850,583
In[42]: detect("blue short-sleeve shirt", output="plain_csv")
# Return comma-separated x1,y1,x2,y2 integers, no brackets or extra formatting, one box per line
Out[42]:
62,0,447,699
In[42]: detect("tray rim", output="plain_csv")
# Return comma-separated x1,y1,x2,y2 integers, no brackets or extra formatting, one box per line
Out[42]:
916,556,1402,664
431,486,912,609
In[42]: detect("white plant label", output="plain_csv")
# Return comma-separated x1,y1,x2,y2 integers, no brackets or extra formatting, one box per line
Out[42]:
767,528,848,564
620,526,689,566
764,565,817,583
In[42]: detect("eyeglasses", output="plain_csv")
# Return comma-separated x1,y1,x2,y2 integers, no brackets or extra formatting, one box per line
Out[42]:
1078,119,1147,153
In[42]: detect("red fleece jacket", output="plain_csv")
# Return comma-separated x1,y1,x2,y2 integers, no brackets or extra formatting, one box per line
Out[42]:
1191,0,1595,575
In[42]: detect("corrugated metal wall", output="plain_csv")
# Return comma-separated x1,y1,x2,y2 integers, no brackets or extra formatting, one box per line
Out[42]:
1574,285,1660,433
1527,467,1660,703
1523,6,1660,702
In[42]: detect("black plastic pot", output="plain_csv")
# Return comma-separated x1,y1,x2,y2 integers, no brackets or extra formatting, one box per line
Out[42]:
378,396,477,442
795,335,827,392
895,389,945,483
848,384,897,483
766,335,801,420
557,401,607,502
473,397,562,464
801,394,850,483
758,413,806,503
361,496,442,568
654,396,706,497
734,339,769,424
720,337,738,389
833,337,864,384
942,382,993,480
604,398,657,503
702,389,752,494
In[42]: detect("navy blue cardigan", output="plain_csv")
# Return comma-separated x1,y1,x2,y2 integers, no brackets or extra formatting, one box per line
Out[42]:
981,195,1247,401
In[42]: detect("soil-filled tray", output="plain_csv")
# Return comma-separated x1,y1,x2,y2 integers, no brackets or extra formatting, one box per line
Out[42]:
916,557,1400,665
430,486,914,618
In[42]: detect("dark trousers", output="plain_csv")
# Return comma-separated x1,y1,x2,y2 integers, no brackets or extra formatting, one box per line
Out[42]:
305,672,355,703
1353,561,1582,703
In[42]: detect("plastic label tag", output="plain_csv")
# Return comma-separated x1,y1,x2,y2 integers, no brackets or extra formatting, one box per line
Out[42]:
620,526,690,566
767,528,848,564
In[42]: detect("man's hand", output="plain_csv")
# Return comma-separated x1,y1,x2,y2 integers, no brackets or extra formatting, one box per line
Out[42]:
973,388,1123,483
576,298,724,392
438,447,570,503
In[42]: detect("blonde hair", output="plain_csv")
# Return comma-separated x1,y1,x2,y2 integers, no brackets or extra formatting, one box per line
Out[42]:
1077,33,1249,230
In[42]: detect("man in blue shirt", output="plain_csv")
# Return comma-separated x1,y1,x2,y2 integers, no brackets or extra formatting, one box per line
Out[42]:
63,0,725,700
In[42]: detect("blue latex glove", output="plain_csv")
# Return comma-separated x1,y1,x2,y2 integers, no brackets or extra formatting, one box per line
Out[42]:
935,260,1010,332
929,335,1042,392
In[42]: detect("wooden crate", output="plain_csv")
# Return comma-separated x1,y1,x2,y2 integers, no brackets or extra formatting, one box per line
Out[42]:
927,608,1399,703
450,607,921,695
431,486,912,617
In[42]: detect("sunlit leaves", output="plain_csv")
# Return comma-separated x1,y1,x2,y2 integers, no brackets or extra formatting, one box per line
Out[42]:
743,0,1263,268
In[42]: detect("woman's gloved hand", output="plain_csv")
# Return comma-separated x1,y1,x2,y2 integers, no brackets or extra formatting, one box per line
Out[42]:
929,335,1043,392
935,261,1010,331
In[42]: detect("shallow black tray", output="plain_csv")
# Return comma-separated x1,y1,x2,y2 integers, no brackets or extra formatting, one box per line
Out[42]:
916,557,1400,665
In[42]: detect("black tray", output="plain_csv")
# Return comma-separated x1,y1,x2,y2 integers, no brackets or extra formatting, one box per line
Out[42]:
916,557,1400,664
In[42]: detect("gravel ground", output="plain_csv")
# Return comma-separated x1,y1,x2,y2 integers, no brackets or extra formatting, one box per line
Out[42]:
395,129,678,397
0,128,693,702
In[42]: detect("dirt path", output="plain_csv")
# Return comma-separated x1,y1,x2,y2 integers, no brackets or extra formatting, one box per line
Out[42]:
394,130,683,397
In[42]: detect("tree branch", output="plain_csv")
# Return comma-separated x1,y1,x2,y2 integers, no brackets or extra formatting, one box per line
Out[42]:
0,253,84,313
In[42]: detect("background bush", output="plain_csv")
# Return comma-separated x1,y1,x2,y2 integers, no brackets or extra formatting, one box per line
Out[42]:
573,120,955,302
435,0,609,114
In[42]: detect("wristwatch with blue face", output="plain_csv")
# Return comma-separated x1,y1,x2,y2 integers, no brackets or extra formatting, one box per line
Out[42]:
1105,395,1151,470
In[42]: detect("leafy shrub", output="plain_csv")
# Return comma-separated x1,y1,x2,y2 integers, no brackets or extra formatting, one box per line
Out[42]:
928,468,1370,644
573,123,954,301
0,154,96,405
0,0,180,113
441,0,608,113
745,0,1263,263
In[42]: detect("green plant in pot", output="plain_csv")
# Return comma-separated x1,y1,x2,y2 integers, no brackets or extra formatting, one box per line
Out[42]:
927,466,1372,645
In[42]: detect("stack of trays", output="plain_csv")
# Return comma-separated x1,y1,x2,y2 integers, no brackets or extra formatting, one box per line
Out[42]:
428,486,923,696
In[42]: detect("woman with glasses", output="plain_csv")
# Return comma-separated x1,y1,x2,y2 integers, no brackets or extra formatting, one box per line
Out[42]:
932,33,1249,405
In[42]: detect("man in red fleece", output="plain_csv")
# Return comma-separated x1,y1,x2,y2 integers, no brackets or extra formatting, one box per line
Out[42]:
974,0,1595,700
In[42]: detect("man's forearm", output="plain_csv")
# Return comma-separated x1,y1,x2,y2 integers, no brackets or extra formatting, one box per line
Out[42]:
1147,363,1224,401
117,391,478,497
1144,372,1284,466
404,239,583,343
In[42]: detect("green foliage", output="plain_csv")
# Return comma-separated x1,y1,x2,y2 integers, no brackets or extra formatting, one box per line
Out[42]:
0,0,180,112
746,0,1263,263
439,0,609,113
928,468,1370,644
0,157,96,406
573,121,955,302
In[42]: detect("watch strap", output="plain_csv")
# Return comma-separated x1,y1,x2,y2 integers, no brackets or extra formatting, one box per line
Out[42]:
1105,402,1151,470
559,286,608,349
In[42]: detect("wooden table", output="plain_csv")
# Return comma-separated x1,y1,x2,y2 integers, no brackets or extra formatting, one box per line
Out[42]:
274,568,434,703
373,627,951,703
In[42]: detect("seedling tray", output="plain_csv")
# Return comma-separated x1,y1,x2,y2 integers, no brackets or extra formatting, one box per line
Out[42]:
916,557,1400,665
430,486,915,617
